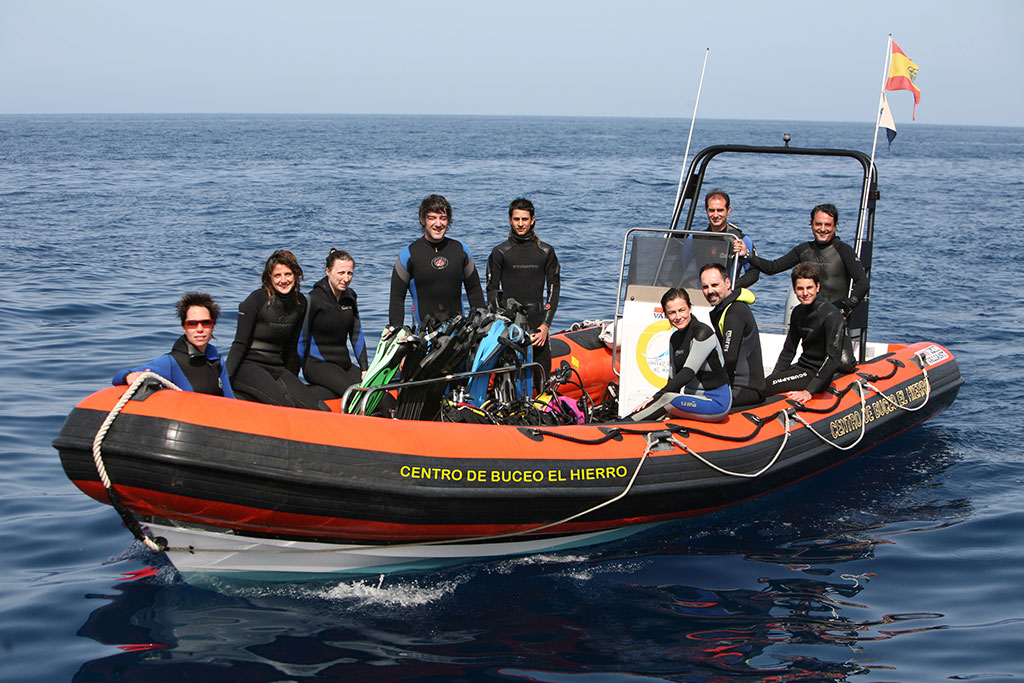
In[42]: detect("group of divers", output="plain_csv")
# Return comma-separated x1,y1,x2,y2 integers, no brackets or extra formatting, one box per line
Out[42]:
114,191,868,425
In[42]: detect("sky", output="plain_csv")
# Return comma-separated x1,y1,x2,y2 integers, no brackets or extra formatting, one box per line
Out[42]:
1,0,1022,127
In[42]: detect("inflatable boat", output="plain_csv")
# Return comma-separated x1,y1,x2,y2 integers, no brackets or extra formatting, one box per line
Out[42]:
54,143,963,578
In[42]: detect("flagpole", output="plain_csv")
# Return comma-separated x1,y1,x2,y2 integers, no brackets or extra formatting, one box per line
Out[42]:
856,34,894,252
670,47,710,227
867,34,893,169
650,49,710,291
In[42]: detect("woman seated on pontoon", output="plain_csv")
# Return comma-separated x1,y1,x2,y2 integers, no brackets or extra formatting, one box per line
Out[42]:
113,292,233,397
629,287,731,422
226,250,328,411
302,248,368,399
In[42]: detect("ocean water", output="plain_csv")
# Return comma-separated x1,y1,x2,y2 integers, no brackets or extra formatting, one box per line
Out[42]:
2,114,1023,681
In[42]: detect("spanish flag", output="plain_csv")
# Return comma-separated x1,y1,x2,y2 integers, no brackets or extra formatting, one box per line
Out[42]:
886,39,921,119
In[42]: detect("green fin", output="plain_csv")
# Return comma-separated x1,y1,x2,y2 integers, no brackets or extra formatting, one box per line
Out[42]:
346,326,414,414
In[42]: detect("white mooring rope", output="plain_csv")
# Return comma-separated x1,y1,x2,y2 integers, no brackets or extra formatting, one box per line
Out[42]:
92,371,182,553
791,381,870,451
167,432,659,554
672,410,793,478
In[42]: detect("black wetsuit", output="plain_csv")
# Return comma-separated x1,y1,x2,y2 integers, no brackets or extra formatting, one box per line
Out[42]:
766,298,853,395
709,289,765,406
389,236,485,328
745,236,869,311
227,288,328,410
486,231,560,378
301,277,369,398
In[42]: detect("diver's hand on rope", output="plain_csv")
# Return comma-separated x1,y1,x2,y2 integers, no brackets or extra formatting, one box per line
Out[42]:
123,370,150,385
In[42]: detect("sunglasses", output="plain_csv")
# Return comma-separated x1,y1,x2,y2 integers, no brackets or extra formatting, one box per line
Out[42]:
184,319,215,329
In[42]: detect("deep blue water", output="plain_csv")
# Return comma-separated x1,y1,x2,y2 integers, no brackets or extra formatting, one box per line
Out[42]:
2,114,1023,681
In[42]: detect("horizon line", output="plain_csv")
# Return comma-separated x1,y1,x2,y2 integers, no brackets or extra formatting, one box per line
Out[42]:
0,111,1014,129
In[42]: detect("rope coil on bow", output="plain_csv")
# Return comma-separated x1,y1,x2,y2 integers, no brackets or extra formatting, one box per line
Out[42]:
92,372,183,554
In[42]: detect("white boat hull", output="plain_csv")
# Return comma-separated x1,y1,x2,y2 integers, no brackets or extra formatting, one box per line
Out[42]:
146,521,655,579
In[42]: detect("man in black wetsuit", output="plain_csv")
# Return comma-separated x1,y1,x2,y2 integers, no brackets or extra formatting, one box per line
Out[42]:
389,194,486,329
766,262,854,404
486,197,560,379
704,190,759,289
699,263,765,407
736,203,868,314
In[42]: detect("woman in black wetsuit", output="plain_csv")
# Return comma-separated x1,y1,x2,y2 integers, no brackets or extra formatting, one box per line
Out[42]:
226,249,328,411
302,248,368,398
629,288,732,422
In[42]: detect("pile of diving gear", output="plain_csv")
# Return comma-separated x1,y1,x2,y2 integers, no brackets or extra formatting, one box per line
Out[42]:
441,358,596,426
344,301,614,425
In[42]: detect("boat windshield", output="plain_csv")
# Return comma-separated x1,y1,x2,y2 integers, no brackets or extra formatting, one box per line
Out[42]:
626,229,738,290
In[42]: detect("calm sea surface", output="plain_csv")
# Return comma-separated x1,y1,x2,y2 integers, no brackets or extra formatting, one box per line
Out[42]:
1,115,1022,681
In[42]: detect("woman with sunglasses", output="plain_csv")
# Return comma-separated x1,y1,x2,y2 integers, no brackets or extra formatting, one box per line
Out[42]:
226,249,328,411
113,292,234,397
301,249,369,399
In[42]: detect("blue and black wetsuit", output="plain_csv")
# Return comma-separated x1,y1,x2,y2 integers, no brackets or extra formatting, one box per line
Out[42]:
486,231,560,377
766,298,853,395
745,236,869,311
227,288,328,411
301,276,369,398
389,236,485,328
709,288,765,407
113,335,233,397
631,319,732,422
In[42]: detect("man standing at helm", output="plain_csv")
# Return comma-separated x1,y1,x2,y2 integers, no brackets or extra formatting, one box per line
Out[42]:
389,194,485,329
486,197,561,380
703,189,759,289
